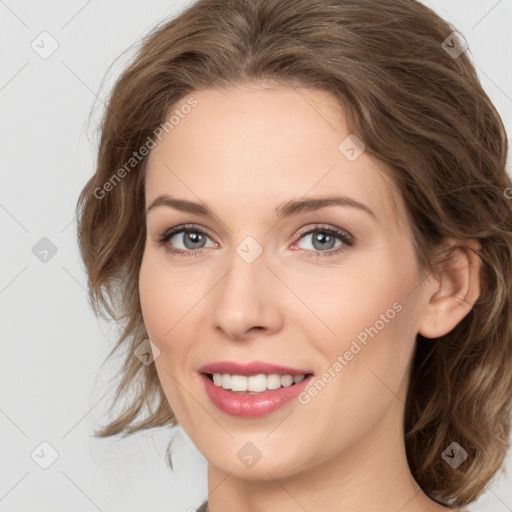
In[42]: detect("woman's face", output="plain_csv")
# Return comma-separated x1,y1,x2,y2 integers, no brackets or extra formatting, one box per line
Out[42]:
139,83,431,480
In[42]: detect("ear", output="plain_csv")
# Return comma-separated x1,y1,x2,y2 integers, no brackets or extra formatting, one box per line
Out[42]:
417,238,482,339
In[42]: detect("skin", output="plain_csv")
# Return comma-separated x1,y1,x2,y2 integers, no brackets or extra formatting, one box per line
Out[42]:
139,82,481,512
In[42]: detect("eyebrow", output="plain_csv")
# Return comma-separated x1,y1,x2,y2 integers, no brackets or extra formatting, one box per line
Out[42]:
145,194,377,221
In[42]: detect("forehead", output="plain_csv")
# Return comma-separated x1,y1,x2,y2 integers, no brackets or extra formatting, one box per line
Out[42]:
145,84,408,233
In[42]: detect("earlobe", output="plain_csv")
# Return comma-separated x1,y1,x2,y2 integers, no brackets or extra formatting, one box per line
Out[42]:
417,239,482,339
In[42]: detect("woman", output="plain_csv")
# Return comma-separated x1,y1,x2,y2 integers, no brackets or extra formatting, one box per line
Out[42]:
76,1,512,511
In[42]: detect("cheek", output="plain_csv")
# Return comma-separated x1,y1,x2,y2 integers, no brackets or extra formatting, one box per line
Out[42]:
138,252,193,414
296,269,417,449
313,249,418,379
139,256,167,341
138,250,185,345
138,249,210,367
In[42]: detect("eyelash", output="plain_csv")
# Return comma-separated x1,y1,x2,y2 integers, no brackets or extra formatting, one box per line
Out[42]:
155,223,355,259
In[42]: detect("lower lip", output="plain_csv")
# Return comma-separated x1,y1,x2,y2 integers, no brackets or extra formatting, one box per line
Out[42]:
200,373,313,418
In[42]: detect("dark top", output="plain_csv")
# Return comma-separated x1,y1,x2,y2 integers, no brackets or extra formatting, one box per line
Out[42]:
195,499,471,512
196,500,208,512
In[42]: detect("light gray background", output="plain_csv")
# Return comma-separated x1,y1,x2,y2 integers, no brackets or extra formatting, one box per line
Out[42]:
1,1,511,511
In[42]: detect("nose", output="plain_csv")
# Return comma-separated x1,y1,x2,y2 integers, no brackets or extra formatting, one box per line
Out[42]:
210,246,283,341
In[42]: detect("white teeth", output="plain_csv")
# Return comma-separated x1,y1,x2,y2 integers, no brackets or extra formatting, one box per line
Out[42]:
221,373,231,389
230,374,248,392
267,374,282,390
281,375,294,387
210,373,308,392
247,374,267,392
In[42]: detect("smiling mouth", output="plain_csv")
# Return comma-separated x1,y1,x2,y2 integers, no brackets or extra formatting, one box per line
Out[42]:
203,372,315,394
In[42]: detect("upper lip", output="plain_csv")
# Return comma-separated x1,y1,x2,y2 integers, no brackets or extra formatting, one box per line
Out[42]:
199,360,313,377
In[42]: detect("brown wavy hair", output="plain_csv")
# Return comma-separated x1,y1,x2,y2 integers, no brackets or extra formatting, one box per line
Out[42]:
76,0,512,507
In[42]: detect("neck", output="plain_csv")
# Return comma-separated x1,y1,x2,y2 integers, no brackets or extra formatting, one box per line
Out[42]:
204,396,452,512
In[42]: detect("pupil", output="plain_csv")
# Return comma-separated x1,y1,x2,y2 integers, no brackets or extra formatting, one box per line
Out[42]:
186,232,204,249
314,231,335,250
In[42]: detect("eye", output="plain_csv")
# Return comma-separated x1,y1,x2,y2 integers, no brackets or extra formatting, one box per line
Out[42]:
156,224,217,257
293,224,354,258
155,223,355,259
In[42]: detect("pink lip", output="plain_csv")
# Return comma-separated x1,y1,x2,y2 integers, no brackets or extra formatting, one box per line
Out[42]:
200,373,314,418
198,361,315,418
198,360,312,377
